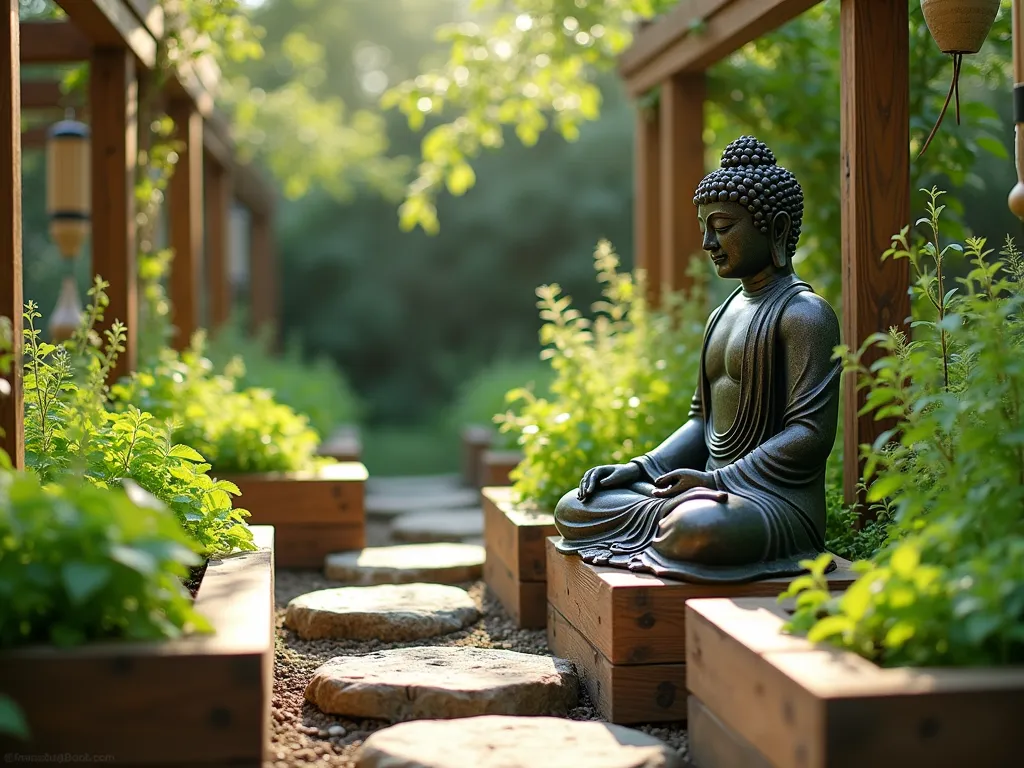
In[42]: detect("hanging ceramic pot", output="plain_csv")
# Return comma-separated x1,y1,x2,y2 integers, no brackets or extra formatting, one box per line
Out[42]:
918,0,1001,156
45,117,91,259
49,275,83,343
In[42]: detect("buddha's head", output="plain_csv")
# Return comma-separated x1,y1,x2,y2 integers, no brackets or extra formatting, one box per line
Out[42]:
693,136,803,281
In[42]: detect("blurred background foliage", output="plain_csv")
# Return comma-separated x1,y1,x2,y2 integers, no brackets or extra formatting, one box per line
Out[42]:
18,0,1024,474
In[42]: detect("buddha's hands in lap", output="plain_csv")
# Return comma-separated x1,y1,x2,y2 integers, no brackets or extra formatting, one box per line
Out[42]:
652,469,717,498
578,463,642,501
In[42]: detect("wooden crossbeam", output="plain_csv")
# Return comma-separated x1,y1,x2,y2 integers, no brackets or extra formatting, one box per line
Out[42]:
1,0,23,469
620,0,820,96
235,160,275,218
125,0,164,39
55,0,157,68
20,21,91,63
204,156,232,330
634,106,662,306
20,80,84,110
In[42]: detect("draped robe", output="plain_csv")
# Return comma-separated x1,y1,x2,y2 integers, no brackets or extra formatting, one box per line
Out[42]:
553,274,842,584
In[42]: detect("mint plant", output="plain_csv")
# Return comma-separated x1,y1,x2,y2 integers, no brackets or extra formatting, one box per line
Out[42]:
784,189,1024,667
500,241,707,508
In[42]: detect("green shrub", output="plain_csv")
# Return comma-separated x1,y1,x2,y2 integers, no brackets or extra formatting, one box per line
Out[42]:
0,470,210,649
785,189,1024,667
448,357,553,450
206,313,362,437
114,333,321,475
22,287,254,558
501,240,707,509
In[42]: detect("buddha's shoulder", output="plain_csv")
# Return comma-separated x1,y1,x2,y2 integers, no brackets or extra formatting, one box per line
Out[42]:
780,289,839,337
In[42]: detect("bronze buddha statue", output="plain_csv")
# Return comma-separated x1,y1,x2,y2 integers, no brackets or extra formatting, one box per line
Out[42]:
553,136,841,584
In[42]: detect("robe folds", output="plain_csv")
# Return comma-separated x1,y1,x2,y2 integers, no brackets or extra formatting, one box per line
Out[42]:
553,274,842,584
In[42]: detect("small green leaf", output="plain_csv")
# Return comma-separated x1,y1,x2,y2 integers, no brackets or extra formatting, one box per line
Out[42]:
168,444,205,462
61,562,111,604
0,694,29,740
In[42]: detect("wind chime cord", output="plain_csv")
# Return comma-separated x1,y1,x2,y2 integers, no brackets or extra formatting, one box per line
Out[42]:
919,52,964,158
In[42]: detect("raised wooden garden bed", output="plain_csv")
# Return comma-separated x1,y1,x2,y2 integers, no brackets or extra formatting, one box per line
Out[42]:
686,596,1024,768
461,424,494,487
479,449,522,488
546,538,856,724
316,424,363,463
223,461,367,568
0,525,276,765
482,486,557,629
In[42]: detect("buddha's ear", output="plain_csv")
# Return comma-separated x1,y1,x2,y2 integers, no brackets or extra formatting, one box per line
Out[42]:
768,210,791,269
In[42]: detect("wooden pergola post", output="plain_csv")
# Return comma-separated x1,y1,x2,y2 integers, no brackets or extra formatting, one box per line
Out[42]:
659,72,705,294
89,47,138,380
204,152,232,329
634,105,662,305
839,0,911,506
1,0,23,468
168,99,204,349
249,211,277,343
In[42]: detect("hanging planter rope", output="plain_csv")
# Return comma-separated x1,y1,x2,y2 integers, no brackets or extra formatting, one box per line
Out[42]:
918,0,1001,157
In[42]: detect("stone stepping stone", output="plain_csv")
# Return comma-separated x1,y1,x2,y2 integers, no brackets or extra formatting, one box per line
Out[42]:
305,647,578,721
356,716,682,768
324,543,485,585
284,583,480,642
366,488,480,519
390,509,484,543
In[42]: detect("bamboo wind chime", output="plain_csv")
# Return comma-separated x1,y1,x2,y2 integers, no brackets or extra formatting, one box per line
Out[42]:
45,115,91,341
1009,0,1024,220
918,0,1001,157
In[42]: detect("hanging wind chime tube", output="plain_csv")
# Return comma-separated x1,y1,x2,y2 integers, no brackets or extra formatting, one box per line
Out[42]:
45,115,91,342
918,0,1001,157
1008,0,1024,220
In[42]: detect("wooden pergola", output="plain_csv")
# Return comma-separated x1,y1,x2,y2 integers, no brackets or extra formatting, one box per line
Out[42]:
1,0,280,469
621,0,910,506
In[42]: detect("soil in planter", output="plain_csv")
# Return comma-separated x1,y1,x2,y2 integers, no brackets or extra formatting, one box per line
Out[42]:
269,571,692,767
183,560,209,599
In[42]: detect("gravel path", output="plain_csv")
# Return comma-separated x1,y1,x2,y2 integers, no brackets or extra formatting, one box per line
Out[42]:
267,568,690,767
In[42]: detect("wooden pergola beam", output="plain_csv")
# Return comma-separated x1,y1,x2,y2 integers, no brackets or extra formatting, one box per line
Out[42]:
839,0,910,506
204,152,232,330
1,0,24,469
125,0,164,40
621,0,820,96
234,161,275,219
20,21,91,63
249,213,278,343
55,0,157,68
634,105,662,305
168,99,204,349
90,47,138,381
20,80,83,110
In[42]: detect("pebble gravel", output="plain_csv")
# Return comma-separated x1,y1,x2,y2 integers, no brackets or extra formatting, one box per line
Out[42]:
268,569,690,767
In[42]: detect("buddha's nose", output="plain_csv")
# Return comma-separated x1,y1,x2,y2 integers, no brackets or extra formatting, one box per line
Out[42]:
703,229,718,252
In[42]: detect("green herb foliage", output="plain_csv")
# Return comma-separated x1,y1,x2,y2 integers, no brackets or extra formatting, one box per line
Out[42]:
206,313,362,438
501,241,706,508
0,469,210,649
448,357,553,450
784,190,1024,667
21,282,254,557
115,332,321,475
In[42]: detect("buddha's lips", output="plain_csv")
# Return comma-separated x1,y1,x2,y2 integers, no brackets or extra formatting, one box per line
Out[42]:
711,252,728,264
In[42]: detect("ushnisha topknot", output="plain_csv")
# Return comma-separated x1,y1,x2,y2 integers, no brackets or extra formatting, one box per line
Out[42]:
693,136,803,260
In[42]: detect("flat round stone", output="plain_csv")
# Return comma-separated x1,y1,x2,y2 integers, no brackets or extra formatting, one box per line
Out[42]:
284,583,480,641
355,716,682,768
390,509,484,543
324,543,484,585
366,488,481,518
305,647,578,721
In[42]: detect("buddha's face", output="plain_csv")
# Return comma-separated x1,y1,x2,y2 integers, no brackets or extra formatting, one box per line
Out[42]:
697,201,789,280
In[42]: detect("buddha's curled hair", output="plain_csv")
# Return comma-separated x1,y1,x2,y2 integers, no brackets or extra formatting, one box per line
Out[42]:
693,136,803,259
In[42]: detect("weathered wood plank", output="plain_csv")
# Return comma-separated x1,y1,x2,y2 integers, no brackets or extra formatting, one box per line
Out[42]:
839,0,910,507
204,153,232,329
688,694,773,768
168,99,204,347
20,21,91,63
0,0,23,469
546,537,854,666
56,0,157,68
484,552,547,628
634,105,662,304
89,47,138,380
620,1,731,76
0,526,275,764
622,0,819,96
479,449,521,488
659,72,705,294
483,487,556,582
273,522,365,569
547,603,687,724
687,597,1024,768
